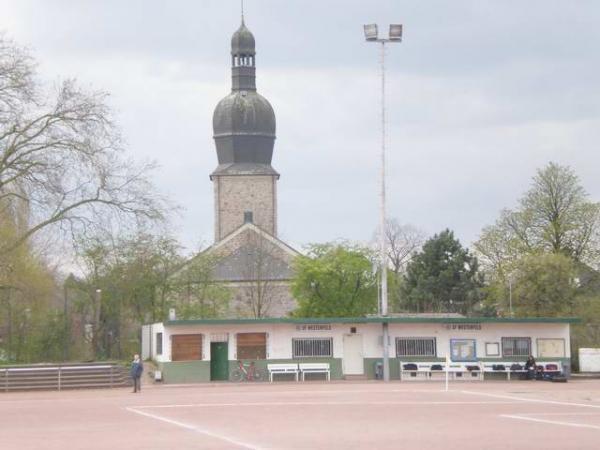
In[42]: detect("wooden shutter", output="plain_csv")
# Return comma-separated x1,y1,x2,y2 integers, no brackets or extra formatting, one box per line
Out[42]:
237,333,267,360
171,334,203,361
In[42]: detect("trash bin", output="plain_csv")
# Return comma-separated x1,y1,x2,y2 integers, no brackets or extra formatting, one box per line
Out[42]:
562,363,571,379
375,362,383,380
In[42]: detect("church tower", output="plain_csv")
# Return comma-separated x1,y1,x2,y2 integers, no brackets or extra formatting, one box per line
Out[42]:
211,19,278,242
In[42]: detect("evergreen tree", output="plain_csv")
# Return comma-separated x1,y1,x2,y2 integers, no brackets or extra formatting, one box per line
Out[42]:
403,230,483,315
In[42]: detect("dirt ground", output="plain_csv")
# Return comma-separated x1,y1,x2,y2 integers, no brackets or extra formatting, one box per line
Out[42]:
2,379,600,449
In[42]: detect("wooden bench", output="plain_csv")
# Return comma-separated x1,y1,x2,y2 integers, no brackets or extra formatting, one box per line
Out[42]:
298,363,330,381
267,364,299,382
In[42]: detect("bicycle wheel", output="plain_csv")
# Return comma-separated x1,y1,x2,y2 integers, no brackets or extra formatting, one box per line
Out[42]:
230,369,245,382
252,369,265,382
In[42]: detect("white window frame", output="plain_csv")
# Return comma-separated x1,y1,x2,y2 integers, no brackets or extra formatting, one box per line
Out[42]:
292,338,333,358
485,342,500,357
396,337,437,357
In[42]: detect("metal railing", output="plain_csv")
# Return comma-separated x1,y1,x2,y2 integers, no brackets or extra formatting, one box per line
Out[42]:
0,362,131,392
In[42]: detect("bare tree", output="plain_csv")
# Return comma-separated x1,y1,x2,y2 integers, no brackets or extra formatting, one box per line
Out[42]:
0,34,167,258
173,251,230,320
238,230,289,318
372,219,425,312
374,219,425,274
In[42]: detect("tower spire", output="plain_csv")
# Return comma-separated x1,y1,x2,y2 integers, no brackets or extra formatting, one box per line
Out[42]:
230,16,256,91
211,16,278,240
241,0,244,24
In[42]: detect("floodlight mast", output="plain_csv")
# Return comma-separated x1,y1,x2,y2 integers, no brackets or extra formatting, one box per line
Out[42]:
363,23,403,382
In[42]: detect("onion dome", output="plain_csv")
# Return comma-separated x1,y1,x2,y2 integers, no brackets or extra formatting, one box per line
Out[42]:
231,21,255,56
211,20,277,177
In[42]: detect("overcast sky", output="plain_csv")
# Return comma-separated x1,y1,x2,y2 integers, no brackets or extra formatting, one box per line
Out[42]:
2,0,599,252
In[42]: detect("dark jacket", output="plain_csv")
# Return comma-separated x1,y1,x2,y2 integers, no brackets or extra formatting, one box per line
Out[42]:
524,358,536,370
131,360,143,378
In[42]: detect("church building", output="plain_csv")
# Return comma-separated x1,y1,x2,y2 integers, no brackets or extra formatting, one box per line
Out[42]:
188,19,300,318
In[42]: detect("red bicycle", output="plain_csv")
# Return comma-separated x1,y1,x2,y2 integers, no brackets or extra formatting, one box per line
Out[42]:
230,360,264,382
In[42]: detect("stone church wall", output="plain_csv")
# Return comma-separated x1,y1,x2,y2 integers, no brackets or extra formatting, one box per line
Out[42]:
226,282,297,318
214,175,277,241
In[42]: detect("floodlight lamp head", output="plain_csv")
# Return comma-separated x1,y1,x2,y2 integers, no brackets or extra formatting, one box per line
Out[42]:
364,24,379,41
389,24,403,41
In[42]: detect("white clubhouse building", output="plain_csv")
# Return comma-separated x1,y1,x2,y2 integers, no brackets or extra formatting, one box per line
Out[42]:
142,315,575,383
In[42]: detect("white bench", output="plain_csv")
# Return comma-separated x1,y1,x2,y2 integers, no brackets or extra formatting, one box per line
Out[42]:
400,362,439,380
267,363,299,382
481,362,523,380
299,363,330,381
446,362,483,381
481,361,561,380
400,361,482,381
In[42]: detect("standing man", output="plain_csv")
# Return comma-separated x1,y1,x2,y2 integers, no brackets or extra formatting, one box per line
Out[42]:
131,354,143,393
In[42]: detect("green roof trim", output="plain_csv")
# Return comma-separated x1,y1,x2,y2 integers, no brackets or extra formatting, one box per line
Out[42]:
164,316,580,326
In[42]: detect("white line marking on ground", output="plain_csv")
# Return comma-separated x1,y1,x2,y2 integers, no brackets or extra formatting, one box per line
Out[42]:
500,414,600,430
461,390,600,409
152,387,452,396
517,412,600,417
391,389,462,393
125,407,263,450
130,400,520,409
187,388,450,396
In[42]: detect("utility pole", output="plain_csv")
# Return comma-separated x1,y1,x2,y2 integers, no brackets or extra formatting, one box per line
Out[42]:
508,276,514,317
63,282,68,361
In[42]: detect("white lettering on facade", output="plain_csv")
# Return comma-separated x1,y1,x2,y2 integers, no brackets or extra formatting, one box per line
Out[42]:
443,323,482,331
295,324,332,331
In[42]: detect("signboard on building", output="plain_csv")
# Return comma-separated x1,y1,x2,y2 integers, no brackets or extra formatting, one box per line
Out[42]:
295,324,332,331
443,323,482,331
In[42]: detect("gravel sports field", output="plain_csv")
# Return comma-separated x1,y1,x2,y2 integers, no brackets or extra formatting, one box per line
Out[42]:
2,379,600,449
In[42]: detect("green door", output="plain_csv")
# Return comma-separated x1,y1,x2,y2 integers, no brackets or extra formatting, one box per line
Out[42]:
210,342,229,381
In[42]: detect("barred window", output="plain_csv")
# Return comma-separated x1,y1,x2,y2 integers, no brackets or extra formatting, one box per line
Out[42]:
396,337,436,357
292,338,333,358
502,337,531,357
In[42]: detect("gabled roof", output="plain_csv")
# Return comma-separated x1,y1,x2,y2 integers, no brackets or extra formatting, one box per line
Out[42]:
208,223,299,282
171,222,300,282
207,222,300,258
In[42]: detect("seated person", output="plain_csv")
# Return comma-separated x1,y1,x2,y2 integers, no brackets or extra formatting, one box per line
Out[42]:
524,355,537,380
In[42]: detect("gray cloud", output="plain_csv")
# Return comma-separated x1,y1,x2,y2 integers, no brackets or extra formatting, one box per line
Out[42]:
2,0,599,252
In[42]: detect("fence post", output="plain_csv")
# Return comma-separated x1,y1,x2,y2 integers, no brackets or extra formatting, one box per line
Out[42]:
5,369,8,392
58,366,61,391
110,365,113,388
